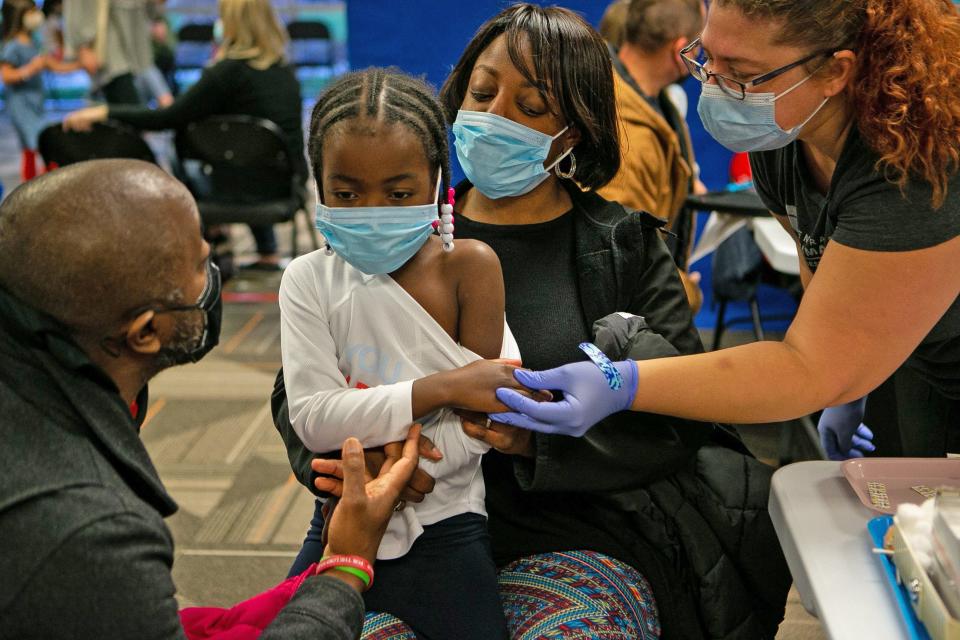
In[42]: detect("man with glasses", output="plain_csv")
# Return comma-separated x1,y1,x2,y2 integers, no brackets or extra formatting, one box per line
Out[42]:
0,160,419,638
598,0,707,312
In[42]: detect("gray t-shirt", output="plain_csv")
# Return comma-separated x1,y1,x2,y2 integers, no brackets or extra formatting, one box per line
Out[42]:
750,127,960,398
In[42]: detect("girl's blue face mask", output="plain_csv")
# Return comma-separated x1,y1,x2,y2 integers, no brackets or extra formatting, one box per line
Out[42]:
697,72,829,153
452,110,571,199
315,176,441,275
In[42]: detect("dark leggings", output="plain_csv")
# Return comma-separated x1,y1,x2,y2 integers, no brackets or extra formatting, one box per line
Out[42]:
291,505,507,640
101,73,142,105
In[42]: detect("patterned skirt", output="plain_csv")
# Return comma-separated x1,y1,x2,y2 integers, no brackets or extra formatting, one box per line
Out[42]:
360,550,659,639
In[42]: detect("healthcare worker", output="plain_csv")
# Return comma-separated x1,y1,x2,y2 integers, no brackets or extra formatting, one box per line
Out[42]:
492,0,960,459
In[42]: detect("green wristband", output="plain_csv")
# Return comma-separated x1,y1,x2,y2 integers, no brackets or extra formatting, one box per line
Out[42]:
330,565,371,587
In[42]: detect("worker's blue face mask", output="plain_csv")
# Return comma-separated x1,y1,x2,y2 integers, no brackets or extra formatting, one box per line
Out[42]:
697,73,829,153
452,110,571,200
315,176,441,275
213,19,224,43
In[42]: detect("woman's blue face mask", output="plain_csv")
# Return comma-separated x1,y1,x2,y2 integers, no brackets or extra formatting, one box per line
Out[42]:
315,175,441,275
697,72,829,153
452,110,571,199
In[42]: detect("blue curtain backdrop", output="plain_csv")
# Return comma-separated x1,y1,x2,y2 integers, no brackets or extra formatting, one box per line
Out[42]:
344,1,795,331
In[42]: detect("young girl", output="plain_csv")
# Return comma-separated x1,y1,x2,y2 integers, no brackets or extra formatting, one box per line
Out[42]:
279,68,517,639
0,0,77,181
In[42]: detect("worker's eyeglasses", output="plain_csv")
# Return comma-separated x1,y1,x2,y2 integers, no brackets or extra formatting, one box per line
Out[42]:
680,38,836,100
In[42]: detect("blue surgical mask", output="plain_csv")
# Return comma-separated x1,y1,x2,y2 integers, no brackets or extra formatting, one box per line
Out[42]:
315,178,440,275
697,73,829,153
452,110,571,199
213,19,224,44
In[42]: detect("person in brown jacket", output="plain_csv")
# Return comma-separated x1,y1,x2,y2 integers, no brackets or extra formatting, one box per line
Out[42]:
598,0,705,311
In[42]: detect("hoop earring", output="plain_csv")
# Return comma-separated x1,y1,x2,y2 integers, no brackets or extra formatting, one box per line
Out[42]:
555,151,577,180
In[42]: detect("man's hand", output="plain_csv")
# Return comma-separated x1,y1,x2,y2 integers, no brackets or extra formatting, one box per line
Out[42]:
312,431,441,503
455,409,534,457
322,424,422,565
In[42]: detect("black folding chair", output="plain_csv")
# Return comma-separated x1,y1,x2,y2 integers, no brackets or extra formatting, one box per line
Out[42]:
38,121,157,168
175,115,317,257
286,20,333,67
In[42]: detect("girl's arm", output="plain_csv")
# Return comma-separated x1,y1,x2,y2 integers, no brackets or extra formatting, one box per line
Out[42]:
453,239,505,359
281,260,520,453
280,262,420,452
0,55,45,86
0,62,17,85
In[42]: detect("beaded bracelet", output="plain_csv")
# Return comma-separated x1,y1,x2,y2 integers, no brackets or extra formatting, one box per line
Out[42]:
315,554,375,590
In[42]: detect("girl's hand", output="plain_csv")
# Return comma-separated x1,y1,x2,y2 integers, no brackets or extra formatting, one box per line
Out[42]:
443,358,527,413
62,105,109,132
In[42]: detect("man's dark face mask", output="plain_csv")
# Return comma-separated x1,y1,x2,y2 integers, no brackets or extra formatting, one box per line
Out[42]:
104,258,223,365
157,258,222,365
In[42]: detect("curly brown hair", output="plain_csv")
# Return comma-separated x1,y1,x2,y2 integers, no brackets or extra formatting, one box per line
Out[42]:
717,0,960,209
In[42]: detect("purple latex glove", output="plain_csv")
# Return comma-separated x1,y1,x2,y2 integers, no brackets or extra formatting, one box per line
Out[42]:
489,360,638,437
818,397,875,461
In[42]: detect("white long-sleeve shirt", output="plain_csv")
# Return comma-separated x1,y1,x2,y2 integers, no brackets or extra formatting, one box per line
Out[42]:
279,250,519,559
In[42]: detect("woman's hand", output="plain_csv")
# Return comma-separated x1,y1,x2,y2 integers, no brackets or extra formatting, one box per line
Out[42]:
491,360,638,436
818,397,875,460
312,430,441,504
322,424,422,565
62,105,109,132
455,409,534,457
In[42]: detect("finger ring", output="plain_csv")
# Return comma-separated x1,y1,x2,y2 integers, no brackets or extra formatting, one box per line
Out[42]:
393,500,406,512
484,417,492,429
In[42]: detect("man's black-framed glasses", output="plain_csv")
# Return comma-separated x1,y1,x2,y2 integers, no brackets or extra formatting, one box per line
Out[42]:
680,38,834,100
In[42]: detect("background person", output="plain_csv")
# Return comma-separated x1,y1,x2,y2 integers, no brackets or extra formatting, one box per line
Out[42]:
597,0,708,311
492,0,960,462
63,0,155,104
1,0,80,181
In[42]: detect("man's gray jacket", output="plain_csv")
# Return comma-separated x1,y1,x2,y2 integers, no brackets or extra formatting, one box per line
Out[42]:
0,287,364,639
